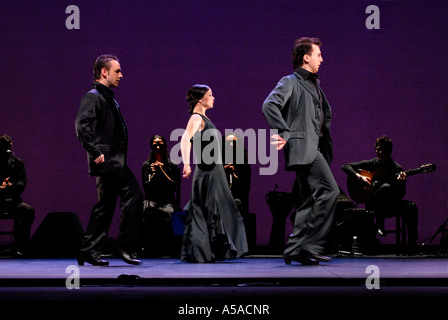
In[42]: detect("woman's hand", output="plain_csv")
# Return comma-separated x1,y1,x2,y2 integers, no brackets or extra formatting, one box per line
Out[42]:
183,164,191,178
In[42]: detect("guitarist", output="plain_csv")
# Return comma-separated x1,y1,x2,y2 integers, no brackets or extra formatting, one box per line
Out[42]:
342,136,418,254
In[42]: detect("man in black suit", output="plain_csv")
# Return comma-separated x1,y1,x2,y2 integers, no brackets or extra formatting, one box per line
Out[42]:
75,54,143,266
262,37,339,265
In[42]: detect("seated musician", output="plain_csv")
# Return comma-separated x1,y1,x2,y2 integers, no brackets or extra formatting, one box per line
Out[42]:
0,134,35,256
341,136,418,254
222,133,251,219
141,135,181,257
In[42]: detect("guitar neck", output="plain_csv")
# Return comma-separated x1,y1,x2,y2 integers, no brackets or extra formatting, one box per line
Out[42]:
403,168,420,177
403,164,436,178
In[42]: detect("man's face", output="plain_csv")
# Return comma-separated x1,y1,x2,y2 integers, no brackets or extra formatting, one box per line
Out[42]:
0,141,11,162
225,135,237,148
304,44,323,73
376,145,391,162
102,60,123,88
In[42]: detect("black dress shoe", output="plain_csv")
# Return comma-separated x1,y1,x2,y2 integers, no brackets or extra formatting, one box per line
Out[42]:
308,251,331,262
77,252,109,266
297,255,319,265
284,254,319,266
116,248,141,265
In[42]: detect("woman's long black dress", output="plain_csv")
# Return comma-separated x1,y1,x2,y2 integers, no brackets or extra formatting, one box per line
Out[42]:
181,114,248,263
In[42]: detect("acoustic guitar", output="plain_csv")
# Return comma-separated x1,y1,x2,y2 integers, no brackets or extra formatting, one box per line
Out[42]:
347,163,436,204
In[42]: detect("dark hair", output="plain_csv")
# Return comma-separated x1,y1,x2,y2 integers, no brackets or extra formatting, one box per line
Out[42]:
0,134,12,146
375,136,393,154
147,135,171,163
186,84,210,114
292,37,322,69
0,134,12,149
93,54,119,80
222,133,248,164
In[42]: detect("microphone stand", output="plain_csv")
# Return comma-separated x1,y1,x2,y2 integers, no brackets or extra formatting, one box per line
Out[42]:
418,214,448,257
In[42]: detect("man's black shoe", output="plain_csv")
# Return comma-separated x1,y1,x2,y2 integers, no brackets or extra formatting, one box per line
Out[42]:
308,251,331,262
117,248,141,265
284,253,319,266
77,252,109,266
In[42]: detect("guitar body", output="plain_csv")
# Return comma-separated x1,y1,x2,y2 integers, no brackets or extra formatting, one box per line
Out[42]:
346,164,436,204
347,169,377,204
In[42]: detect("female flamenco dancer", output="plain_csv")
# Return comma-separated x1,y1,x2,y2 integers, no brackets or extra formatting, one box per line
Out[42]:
180,84,248,263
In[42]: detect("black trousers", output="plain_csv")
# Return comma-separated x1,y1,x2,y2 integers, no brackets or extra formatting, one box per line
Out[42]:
368,185,419,245
141,200,175,257
284,152,339,258
0,201,35,251
80,165,143,258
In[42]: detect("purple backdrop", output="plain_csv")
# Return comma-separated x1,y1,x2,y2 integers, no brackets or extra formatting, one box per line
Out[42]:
1,1,447,247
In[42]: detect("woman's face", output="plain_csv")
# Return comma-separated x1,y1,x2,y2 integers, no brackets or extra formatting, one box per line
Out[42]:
199,89,215,109
152,138,165,152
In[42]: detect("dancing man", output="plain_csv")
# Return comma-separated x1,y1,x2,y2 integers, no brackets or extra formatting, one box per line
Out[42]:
75,54,143,266
262,38,339,265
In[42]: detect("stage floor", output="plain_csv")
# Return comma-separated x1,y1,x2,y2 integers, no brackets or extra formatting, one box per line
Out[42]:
0,254,447,317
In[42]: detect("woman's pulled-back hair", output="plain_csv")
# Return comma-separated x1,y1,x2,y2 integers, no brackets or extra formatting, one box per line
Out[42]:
186,84,210,114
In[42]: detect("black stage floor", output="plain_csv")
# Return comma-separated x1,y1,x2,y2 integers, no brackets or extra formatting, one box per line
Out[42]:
0,253,447,318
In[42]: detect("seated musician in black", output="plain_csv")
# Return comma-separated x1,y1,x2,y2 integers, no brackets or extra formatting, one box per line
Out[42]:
341,136,418,254
222,133,251,219
141,135,181,257
0,134,35,256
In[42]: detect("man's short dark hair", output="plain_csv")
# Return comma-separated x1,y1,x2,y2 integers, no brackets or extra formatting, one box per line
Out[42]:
292,37,322,70
0,135,12,153
93,54,119,80
375,136,393,154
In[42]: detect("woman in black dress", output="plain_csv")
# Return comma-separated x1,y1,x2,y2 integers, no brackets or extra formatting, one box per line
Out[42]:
180,84,248,263
141,135,181,257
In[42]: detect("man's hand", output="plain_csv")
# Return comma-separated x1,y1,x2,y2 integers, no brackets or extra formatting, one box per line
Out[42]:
224,163,235,171
271,134,286,151
356,173,372,186
1,177,12,189
94,154,105,164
